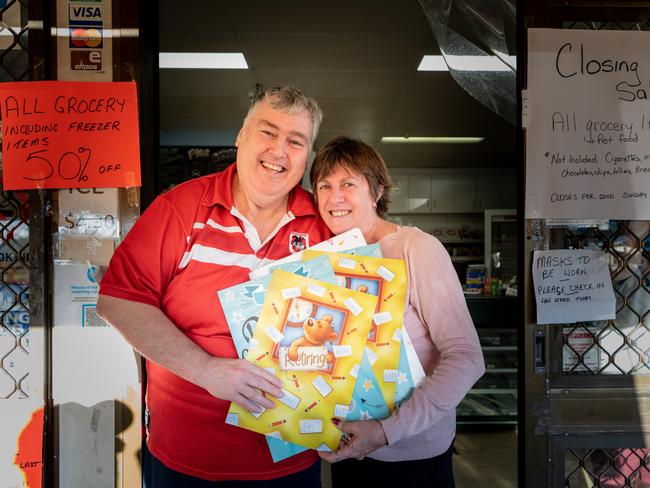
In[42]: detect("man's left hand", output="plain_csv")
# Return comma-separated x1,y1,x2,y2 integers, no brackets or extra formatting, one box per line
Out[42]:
319,418,388,463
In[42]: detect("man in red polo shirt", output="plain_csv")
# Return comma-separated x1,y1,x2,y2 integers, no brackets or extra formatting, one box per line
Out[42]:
97,86,331,486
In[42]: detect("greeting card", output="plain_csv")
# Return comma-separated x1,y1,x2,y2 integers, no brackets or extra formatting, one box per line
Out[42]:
249,227,367,279
227,270,377,451
339,243,382,258
302,251,407,412
219,255,338,359
218,255,337,461
346,325,425,421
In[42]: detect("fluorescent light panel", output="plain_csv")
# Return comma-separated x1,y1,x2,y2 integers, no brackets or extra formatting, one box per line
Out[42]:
159,52,248,69
381,137,484,144
418,55,516,72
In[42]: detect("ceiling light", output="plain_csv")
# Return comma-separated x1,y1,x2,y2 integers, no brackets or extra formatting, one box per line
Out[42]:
381,137,484,144
159,52,248,69
417,55,515,72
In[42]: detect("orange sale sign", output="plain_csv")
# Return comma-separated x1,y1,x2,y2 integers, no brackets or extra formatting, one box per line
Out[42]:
0,81,141,190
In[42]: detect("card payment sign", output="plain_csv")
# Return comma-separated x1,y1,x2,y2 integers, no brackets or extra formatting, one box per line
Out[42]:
69,4,103,26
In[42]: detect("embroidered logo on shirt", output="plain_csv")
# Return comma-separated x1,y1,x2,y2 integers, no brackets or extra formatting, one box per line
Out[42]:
289,232,309,254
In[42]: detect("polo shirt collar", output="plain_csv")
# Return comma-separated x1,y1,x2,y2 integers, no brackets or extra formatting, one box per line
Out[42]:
203,163,236,208
202,162,319,218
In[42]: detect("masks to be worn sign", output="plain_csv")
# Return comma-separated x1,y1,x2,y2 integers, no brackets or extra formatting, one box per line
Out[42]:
532,250,616,324
0,81,140,190
526,28,650,219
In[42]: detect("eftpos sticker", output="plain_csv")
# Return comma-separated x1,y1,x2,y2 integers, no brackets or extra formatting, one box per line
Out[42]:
70,49,102,71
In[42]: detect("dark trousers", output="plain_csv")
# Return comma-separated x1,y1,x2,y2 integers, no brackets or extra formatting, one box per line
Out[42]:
330,442,455,487
144,447,321,488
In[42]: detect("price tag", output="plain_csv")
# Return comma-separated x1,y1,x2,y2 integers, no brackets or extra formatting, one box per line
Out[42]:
58,188,119,239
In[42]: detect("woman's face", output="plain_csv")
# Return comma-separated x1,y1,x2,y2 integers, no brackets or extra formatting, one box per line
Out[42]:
315,164,379,236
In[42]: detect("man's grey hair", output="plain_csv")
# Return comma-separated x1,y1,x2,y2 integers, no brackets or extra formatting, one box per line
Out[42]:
244,86,323,144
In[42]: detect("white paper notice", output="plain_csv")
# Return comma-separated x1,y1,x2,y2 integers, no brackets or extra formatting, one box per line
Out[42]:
526,28,650,219
563,326,600,372
53,260,107,328
532,250,615,324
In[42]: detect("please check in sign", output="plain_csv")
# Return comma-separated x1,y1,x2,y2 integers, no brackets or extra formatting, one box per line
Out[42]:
0,81,141,190
532,249,616,325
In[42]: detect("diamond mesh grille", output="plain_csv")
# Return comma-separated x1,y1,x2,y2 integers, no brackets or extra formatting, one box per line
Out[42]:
0,0,31,399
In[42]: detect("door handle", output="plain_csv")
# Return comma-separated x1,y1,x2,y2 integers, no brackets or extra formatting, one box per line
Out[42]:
534,327,546,374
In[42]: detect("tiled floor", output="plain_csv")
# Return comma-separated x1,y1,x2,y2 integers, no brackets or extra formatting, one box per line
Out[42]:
321,428,517,487
454,428,517,487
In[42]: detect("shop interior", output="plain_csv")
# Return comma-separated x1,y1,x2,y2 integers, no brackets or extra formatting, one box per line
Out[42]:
158,1,518,485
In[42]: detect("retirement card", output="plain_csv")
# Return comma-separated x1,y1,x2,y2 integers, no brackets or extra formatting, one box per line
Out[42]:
338,243,382,258
303,250,407,412
218,255,337,462
227,270,377,451
324,243,390,421
219,255,338,359
249,227,367,279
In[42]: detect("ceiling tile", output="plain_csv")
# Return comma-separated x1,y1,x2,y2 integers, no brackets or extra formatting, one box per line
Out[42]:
226,0,430,36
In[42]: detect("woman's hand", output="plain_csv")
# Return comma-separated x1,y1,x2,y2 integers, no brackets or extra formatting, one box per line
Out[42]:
319,418,388,462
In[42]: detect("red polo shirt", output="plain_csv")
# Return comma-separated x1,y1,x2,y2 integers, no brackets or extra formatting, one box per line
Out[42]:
100,164,331,480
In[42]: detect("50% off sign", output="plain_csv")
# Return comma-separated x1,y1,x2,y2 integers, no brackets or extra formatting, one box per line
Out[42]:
0,81,141,190
25,146,122,185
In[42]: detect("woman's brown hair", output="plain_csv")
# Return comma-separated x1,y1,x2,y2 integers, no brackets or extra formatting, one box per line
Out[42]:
310,136,393,218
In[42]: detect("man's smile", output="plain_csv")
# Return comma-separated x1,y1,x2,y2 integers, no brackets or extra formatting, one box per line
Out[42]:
260,160,285,173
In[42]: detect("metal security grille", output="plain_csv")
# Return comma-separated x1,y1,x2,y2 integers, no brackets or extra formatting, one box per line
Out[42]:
565,448,650,486
0,0,31,399
0,0,29,82
551,221,650,377
0,192,30,398
546,15,650,488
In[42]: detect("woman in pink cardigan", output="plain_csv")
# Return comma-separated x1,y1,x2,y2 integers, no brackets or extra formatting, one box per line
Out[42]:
310,136,485,487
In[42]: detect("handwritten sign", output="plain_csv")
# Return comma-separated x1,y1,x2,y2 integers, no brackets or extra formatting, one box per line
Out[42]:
0,81,140,189
526,29,650,219
532,250,615,324
58,188,119,240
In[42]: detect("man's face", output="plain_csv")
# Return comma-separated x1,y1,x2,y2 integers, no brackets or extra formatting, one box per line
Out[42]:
235,99,313,207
